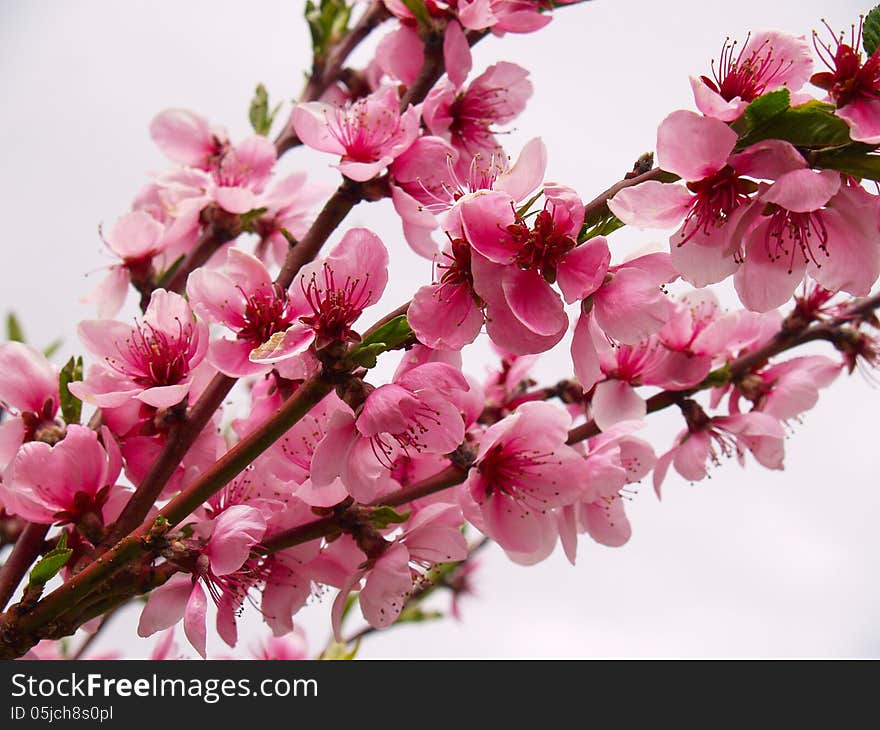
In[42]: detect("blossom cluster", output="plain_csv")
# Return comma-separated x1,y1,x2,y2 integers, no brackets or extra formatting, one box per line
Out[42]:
1,1,879,660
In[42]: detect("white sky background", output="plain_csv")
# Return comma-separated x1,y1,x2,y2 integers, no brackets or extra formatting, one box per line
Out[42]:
1,0,878,658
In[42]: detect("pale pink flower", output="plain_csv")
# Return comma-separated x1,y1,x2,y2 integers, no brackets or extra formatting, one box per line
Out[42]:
462,401,584,563
391,136,546,257
252,629,309,660
291,86,421,181
310,363,469,503
690,31,813,121
138,504,267,657
609,111,808,288
0,425,123,526
653,410,786,497
187,248,297,377
255,172,329,267
558,423,656,562
84,211,168,318
330,502,467,637
734,176,880,312
71,289,208,410
0,342,59,470
423,62,532,176
248,228,389,366
150,109,227,169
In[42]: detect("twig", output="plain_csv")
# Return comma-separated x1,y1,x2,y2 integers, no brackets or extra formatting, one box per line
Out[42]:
0,523,49,612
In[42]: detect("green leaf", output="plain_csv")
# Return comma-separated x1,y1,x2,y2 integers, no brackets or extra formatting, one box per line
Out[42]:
737,100,852,149
305,0,352,60
29,532,73,586
864,5,880,56
515,189,544,218
249,84,281,136
43,339,63,359
743,88,791,129
815,145,880,180
156,254,186,289
349,315,415,368
579,211,625,243
238,207,268,231
359,315,414,351
397,605,443,624
6,312,25,343
370,506,411,529
400,0,432,29
321,639,360,660
59,356,84,425
349,343,383,369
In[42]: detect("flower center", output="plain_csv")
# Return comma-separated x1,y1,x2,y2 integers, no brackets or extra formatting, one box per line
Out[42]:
763,206,829,272
706,35,794,102
237,284,295,346
505,204,577,284
120,319,194,387
678,165,754,244
299,263,372,346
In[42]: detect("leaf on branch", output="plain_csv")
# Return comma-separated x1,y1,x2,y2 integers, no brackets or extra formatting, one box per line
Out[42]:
397,605,443,624
400,0,433,30
370,506,411,529
156,254,186,289
737,97,852,149
743,87,790,129
815,144,880,180
321,639,360,660
349,315,415,368
864,5,880,56
6,312,25,343
59,356,84,426
43,339,63,359
239,207,269,232
305,0,352,60
579,211,625,243
28,531,73,586
249,83,282,136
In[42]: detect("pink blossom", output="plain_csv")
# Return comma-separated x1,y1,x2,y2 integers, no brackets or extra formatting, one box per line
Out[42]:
558,424,656,562
248,228,389,366
462,401,584,563
0,342,59,470
292,86,421,181
653,409,785,497
812,21,880,143
252,629,309,660
457,184,599,354
71,289,208,410
423,62,532,176
138,504,267,657
733,175,880,311
255,172,329,267
84,211,168,318
331,502,468,636
608,111,827,289
690,31,813,121
187,248,296,377
1,425,123,526
391,136,546,257
311,363,469,503
150,109,227,169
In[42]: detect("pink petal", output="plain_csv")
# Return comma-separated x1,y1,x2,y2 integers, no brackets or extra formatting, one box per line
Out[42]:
557,236,611,303
608,181,693,229
290,103,346,154
657,110,737,181
591,380,647,431
138,574,193,637
183,582,208,659
443,20,472,87
459,191,518,263
761,169,840,212
359,543,412,629
501,267,567,336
